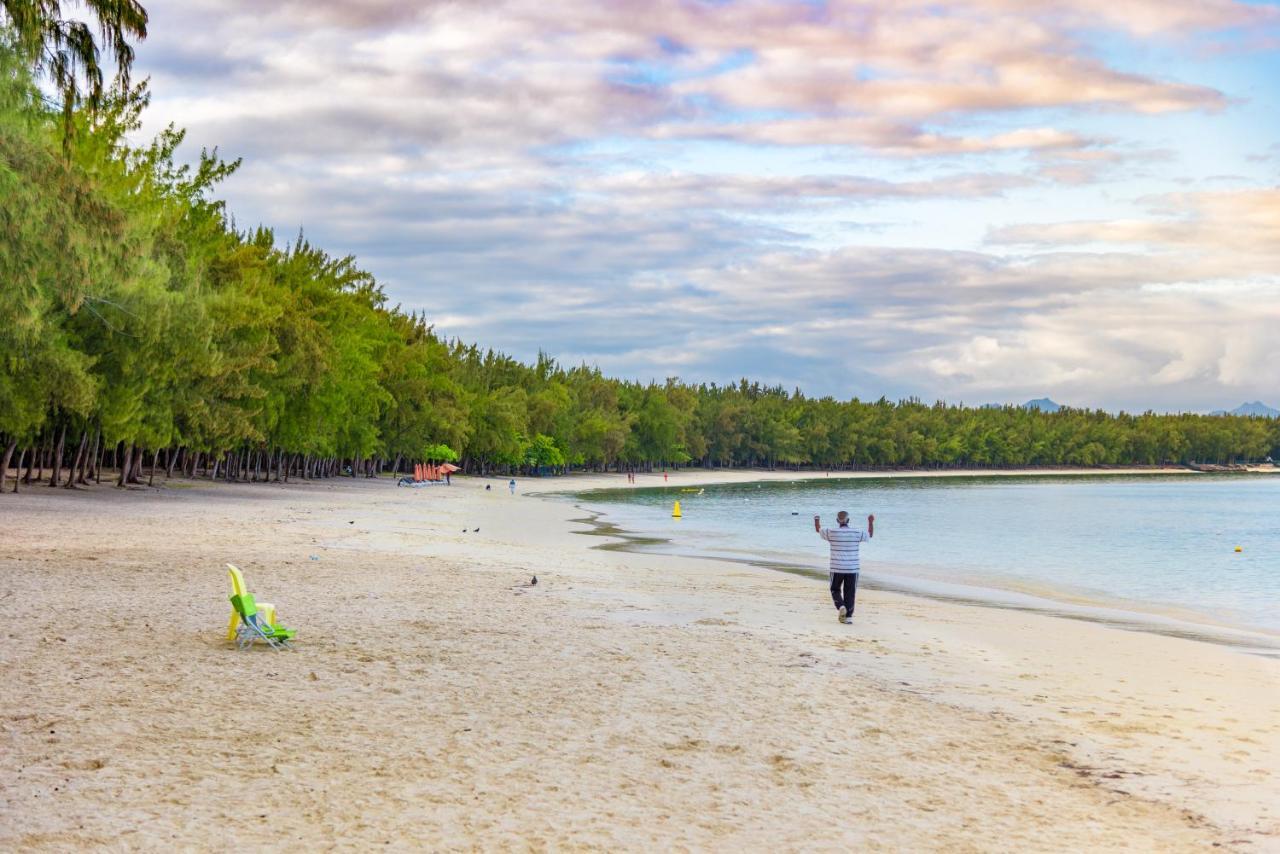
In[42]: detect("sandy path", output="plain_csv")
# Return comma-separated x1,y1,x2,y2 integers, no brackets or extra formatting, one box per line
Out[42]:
1,473,1276,850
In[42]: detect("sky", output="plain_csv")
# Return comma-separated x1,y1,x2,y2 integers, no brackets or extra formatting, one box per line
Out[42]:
133,0,1280,411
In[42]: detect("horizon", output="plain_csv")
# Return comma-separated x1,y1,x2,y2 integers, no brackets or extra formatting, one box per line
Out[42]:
134,1,1280,412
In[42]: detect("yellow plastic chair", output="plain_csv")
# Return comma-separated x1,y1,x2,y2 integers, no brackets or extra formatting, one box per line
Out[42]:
225,564,282,644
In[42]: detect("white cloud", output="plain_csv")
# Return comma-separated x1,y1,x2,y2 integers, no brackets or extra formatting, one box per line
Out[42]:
130,0,1280,410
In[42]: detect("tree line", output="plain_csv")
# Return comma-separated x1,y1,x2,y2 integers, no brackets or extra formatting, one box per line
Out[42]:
2,22,1278,493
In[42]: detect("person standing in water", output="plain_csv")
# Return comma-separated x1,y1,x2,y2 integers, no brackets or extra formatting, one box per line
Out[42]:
815,510,874,623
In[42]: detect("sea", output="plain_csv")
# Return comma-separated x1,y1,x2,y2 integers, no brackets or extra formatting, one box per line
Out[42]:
571,474,1280,649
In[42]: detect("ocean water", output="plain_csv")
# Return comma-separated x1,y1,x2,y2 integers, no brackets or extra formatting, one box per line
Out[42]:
574,475,1280,636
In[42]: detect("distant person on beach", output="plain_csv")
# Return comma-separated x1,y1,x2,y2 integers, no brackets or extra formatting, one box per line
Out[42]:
815,511,874,624
509,478,516,495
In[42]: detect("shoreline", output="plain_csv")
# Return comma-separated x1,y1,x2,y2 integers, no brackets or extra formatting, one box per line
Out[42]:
527,463,1280,495
2,475,1277,848
567,501,1280,657
550,468,1280,654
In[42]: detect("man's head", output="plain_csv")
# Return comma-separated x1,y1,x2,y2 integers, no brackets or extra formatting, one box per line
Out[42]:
836,511,850,526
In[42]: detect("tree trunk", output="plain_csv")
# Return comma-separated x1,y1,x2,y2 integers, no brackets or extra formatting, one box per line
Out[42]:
33,434,45,483
12,448,28,493
47,424,67,487
166,447,180,479
148,449,157,487
64,429,88,488
129,451,145,484
80,429,98,485
0,437,16,494
117,444,133,488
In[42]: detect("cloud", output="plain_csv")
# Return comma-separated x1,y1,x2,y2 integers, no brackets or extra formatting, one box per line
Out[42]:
651,120,1099,154
129,0,1280,410
987,188,1280,262
420,241,1280,409
141,0,1244,164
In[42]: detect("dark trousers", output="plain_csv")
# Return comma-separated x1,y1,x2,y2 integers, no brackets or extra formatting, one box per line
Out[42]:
829,572,859,614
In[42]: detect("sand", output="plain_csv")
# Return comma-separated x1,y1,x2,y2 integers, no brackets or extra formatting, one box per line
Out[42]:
1,469,1277,851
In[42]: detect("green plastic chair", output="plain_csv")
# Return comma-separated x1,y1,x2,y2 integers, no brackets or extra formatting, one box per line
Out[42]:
227,564,296,651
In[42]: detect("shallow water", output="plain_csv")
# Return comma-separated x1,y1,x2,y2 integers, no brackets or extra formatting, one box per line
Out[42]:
575,474,1280,635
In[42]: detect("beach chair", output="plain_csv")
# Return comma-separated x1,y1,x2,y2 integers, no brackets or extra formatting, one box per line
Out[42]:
226,563,296,650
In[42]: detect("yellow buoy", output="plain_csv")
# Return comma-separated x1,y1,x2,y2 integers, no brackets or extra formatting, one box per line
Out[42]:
672,500,682,518
1234,546,1242,553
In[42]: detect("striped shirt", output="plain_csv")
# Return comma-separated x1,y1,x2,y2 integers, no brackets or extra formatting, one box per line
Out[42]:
820,525,869,573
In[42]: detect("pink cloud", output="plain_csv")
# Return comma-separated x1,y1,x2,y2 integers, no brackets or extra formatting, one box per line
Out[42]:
988,188,1280,257
150,0,1248,161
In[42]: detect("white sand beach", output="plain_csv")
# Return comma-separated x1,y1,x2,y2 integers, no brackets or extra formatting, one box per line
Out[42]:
1,470,1277,850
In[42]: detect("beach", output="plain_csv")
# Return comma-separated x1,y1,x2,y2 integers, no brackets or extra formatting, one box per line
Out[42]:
1,470,1277,851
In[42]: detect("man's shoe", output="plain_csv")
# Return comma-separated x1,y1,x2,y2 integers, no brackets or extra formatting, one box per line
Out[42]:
837,606,848,623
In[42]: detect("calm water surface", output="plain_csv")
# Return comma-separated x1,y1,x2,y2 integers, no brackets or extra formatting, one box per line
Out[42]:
574,475,1280,635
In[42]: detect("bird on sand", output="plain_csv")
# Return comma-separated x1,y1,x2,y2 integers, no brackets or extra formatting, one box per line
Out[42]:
531,575,538,586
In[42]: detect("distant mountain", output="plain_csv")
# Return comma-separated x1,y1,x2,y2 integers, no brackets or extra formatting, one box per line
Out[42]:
1210,401,1280,418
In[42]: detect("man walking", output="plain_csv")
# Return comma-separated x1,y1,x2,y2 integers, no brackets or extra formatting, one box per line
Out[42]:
815,511,874,623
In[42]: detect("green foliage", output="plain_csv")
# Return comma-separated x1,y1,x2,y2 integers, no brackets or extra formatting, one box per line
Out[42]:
422,443,458,463
2,35,1279,480
1,0,148,144
524,434,565,469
